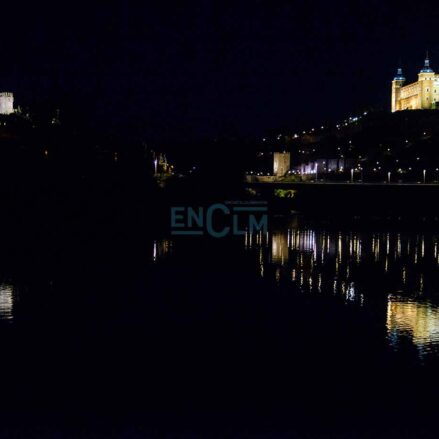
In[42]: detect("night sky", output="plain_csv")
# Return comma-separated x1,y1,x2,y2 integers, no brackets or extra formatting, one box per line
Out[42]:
2,1,439,145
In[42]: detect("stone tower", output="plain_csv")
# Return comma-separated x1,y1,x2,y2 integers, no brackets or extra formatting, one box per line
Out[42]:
273,152,290,177
0,92,14,115
418,53,435,109
391,67,405,112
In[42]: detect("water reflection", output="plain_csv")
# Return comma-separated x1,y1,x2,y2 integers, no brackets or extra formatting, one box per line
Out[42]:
0,283,15,322
271,232,288,264
246,228,367,304
387,295,439,355
153,226,439,356
152,239,172,262
244,226,439,353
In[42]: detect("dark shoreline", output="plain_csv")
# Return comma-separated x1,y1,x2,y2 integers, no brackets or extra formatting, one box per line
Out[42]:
248,180,439,217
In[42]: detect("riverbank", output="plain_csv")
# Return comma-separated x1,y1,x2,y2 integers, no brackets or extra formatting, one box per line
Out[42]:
248,180,439,216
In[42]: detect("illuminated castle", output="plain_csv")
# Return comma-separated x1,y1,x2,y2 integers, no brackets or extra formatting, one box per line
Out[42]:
391,54,439,112
0,92,14,115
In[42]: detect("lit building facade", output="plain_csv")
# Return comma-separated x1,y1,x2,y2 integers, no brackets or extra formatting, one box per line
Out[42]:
392,55,439,112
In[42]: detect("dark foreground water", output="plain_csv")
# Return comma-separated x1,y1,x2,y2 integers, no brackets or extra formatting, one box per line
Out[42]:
1,215,439,437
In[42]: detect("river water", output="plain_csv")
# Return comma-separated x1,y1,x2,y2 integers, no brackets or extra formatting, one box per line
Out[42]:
1,215,439,437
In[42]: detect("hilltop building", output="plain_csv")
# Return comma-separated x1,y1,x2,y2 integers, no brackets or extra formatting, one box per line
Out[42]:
392,54,439,112
0,92,14,115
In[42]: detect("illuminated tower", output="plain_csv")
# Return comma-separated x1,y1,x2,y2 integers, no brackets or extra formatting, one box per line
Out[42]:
418,53,435,109
273,152,290,177
391,67,405,112
0,92,14,115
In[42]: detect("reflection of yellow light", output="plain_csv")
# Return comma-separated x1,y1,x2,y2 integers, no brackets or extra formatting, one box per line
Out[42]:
387,296,439,348
272,232,288,265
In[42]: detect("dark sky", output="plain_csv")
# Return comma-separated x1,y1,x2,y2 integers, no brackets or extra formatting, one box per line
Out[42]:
1,0,439,145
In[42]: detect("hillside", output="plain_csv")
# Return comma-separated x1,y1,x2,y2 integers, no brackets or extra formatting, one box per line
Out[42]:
250,110,439,182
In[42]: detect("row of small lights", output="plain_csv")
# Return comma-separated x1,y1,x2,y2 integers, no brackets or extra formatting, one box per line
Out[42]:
263,116,431,158
262,111,369,143
247,167,439,175
269,131,432,162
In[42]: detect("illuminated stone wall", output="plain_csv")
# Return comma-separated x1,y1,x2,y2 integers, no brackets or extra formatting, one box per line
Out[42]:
0,92,14,115
273,152,290,176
